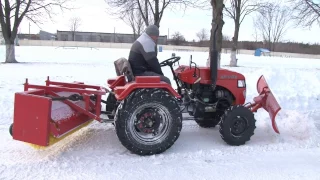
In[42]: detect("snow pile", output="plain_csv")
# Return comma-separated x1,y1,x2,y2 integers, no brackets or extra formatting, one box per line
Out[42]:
241,67,320,141
0,46,320,179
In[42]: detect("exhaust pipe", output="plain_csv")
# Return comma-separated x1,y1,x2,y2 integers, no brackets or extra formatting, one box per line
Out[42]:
210,24,219,90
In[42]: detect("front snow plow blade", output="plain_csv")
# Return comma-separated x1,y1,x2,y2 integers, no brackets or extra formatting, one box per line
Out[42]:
10,77,106,149
246,75,282,133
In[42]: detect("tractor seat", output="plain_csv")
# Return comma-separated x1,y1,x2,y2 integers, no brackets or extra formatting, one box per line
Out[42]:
114,57,135,82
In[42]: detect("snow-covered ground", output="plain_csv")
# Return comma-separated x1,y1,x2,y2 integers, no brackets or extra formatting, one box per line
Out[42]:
0,46,320,179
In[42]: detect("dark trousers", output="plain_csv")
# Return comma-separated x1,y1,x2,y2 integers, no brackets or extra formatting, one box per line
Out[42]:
139,71,171,85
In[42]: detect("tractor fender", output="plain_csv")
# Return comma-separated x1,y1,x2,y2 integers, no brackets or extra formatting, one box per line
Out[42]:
113,76,181,101
107,75,127,89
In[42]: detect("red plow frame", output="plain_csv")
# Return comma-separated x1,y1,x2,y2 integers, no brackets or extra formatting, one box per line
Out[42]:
11,77,108,147
245,75,282,133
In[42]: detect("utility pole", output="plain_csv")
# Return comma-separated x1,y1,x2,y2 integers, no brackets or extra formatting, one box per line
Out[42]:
29,22,31,39
167,28,169,45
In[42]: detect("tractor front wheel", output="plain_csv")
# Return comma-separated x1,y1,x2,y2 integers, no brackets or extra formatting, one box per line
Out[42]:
114,88,182,155
219,105,256,146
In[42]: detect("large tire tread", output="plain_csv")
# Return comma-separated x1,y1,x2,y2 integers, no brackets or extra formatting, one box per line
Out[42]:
195,119,219,128
114,88,182,155
219,105,256,146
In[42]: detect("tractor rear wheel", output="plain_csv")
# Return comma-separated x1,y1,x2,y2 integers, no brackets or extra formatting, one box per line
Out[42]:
114,88,182,155
219,105,256,146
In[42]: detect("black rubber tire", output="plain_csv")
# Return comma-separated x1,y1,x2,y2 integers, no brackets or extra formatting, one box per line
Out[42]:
195,97,232,128
9,123,13,136
114,88,182,155
219,105,256,146
195,118,220,128
105,93,118,119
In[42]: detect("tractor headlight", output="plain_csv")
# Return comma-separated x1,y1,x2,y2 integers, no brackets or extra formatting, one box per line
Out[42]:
237,80,246,88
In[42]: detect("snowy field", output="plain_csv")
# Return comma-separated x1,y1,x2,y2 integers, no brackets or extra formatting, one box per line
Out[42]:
0,46,320,179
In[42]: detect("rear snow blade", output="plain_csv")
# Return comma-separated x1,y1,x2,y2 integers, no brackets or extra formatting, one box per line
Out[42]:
10,77,107,149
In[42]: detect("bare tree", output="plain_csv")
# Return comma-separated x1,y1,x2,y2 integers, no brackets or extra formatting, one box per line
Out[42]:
0,24,3,44
207,0,225,67
69,17,81,41
252,23,259,42
253,3,292,51
222,34,230,41
196,28,208,46
289,0,320,28
106,0,207,28
224,0,263,66
171,31,185,45
0,0,71,63
122,9,145,40
106,0,151,27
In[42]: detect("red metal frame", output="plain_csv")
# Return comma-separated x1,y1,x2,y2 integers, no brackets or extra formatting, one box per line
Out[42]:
24,76,107,121
12,77,107,146
245,75,281,134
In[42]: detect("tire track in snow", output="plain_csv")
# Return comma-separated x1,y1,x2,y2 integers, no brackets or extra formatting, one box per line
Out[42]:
1,117,319,165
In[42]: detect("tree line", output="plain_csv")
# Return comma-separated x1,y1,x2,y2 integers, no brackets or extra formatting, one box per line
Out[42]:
105,0,319,66
167,29,320,55
0,0,319,64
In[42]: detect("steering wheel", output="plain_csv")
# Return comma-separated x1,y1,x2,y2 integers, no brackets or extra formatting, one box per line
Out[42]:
160,56,181,67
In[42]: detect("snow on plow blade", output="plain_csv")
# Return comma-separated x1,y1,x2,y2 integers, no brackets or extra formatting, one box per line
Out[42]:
10,77,106,149
248,75,282,133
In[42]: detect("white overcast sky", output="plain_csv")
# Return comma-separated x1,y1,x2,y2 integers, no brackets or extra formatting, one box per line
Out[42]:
17,0,320,44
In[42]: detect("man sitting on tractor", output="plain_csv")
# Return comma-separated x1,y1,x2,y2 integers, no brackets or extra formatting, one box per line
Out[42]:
128,25,171,85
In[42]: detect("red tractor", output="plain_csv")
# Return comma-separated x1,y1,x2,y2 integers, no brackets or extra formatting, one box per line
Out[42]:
9,26,281,155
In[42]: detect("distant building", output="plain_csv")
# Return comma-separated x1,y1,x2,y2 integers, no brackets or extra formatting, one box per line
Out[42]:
56,30,168,45
39,30,56,40
16,31,55,40
17,33,40,40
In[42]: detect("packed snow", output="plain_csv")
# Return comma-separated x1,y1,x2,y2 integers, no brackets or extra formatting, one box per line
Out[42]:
0,46,320,179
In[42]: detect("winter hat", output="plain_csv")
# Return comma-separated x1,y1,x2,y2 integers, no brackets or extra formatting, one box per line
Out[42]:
145,25,159,37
